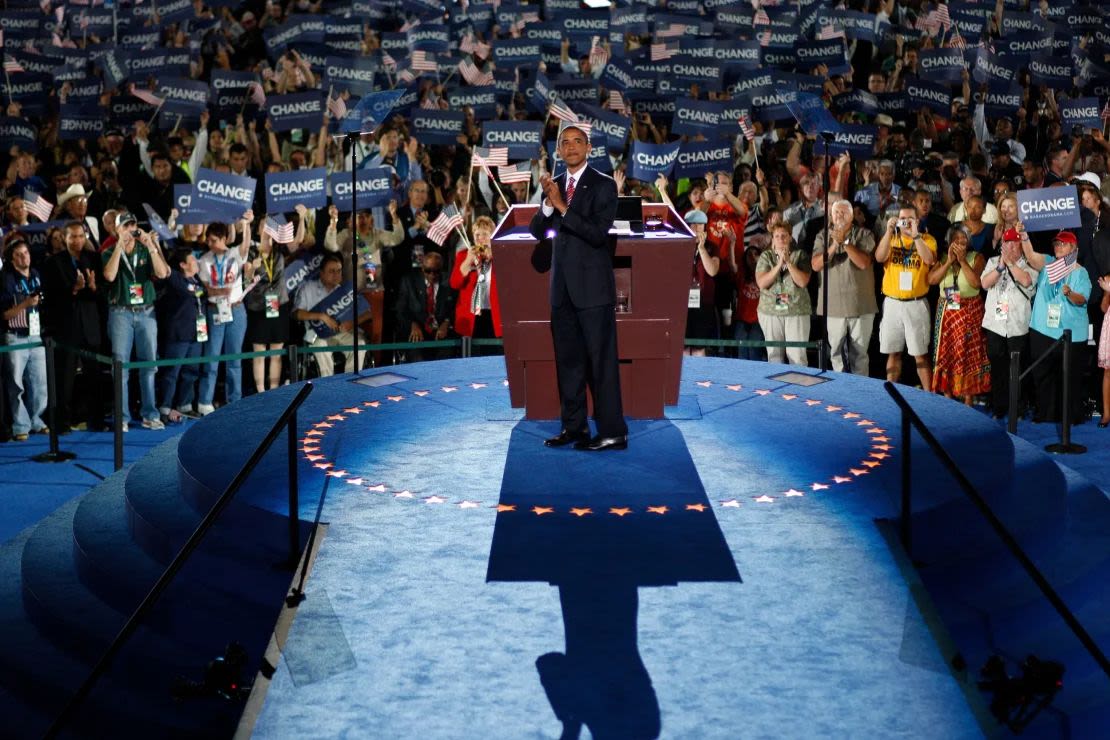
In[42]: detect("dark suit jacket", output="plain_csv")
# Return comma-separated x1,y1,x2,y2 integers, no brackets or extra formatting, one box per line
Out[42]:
528,166,619,309
42,249,102,346
396,272,456,335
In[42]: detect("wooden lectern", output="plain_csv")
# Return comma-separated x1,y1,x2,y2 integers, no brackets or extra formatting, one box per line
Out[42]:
491,203,694,420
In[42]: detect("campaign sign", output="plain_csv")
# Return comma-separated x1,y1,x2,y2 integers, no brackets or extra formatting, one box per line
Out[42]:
493,38,543,66
1000,10,1047,36
1016,186,1082,232
774,71,825,96
1028,55,1073,88
328,168,394,211
996,32,1052,59
325,55,379,96
307,285,371,339
982,83,1024,119
745,85,797,123
173,185,217,225
445,86,498,119
673,140,733,180
832,89,880,117
339,88,407,134
0,117,37,153
412,109,466,146
876,91,909,118
482,121,544,160
546,132,613,174
265,168,328,213
715,40,762,68
574,103,631,153
628,140,681,181
669,56,724,91
284,247,325,295
554,78,599,105
1059,97,1102,131
142,204,177,243
210,70,258,112
157,77,211,115
266,92,325,132
918,48,966,84
905,78,952,117
826,124,878,159
669,97,723,139
973,49,1021,85
193,169,257,222
793,38,847,72
786,92,843,136
57,108,105,141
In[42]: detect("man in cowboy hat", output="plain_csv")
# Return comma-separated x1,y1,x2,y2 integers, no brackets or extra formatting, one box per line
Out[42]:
57,184,101,249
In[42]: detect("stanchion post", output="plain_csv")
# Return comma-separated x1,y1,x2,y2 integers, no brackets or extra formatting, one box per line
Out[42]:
33,338,77,463
287,344,299,384
112,358,125,471
461,336,472,358
1007,350,1021,435
1046,330,1086,455
900,409,912,558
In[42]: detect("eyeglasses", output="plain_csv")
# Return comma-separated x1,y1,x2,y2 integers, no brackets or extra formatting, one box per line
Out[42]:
423,268,441,275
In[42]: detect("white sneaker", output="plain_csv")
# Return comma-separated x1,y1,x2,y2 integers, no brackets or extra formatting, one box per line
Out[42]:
142,418,166,431
197,403,216,416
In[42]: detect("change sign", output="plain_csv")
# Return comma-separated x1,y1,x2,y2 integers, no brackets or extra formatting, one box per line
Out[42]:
265,168,328,213
628,140,681,181
307,285,371,339
266,92,325,132
412,109,466,146
482,121,544,160
1016,186,1081,232
193,168,257,222
328,168,394,211
1059,97,1102,132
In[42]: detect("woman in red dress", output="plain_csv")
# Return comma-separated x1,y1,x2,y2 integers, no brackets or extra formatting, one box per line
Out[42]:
449,216,501,350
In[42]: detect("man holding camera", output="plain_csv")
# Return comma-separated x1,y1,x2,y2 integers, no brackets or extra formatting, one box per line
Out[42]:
1,238,48,440
875,205,938,389
102,212,171,430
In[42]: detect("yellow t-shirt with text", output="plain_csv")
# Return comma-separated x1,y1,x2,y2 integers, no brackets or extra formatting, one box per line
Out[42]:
882,233,937,299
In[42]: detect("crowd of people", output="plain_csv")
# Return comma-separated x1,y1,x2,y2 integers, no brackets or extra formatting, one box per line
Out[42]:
2,0,1110,441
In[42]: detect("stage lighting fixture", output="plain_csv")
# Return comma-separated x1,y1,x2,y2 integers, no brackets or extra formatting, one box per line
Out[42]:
977,654,1064,733
173,642,253,703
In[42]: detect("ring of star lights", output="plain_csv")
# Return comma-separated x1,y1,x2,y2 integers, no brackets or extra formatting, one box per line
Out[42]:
298,378,895,516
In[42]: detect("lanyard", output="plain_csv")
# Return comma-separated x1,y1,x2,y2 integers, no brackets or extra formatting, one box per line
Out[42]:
18,275,38,296
262,255,276,285
119,247,135,279
213,254,229,286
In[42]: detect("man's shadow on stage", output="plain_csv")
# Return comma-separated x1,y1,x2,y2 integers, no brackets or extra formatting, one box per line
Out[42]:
487,421,741,739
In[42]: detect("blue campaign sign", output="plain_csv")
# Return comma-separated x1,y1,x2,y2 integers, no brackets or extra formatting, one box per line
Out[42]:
210,70,258,112
482,121,544,160
905,78,952,117
1028,55,1073,88
745,85,797,123
493,38,543,66
982,83,1024,119
412,109,467,146
265,168,328,213
673,140,733,180
672,97,726,139
918,48,966,84
142,204,177,242
832,89,880,117
793,38,847,72
324,55,380,96
173,185,217,225
1059,97,1102,132
445,85,498,118
156,77,211,115
826,124,878,159
328,168,394,211
339,88,407,134
57,107,104,141
628,140,681,181
266,92,325,132
1017,186,1082,232
308,285,371,339
574,103,631,153
786,92,843,136
193,169,257,222
972,49,1021,85
526,70,556,114
284,247,325,295
0,117,37,153
669,56,724,92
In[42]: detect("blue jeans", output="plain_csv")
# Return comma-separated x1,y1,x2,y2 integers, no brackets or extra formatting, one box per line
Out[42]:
199,304,247,406
4,333,47,435
158,340,202,410
733,320,767,361
107,306,159,422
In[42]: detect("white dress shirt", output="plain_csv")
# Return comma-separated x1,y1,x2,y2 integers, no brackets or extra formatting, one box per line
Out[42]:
541,163,588,217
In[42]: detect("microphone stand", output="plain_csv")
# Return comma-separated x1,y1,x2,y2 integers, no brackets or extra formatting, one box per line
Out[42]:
346,129,374,375
818,131,834,372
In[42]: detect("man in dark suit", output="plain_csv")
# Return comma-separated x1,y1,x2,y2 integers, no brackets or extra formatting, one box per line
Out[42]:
529,123,627,451
395,251,455,363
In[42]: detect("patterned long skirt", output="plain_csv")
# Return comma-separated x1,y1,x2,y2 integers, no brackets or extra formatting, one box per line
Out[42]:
932,294,992,396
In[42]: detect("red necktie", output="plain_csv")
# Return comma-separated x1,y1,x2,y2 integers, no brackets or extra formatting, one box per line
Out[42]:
564,176,575,205
425,281,435,334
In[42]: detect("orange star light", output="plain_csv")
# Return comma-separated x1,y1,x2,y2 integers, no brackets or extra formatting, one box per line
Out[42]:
609,507,632,517
856,419,874,426
754,389,771,396
871,436,890,442
873,444,893,451
532,506,554,516
833,476,852,484
496,504,517,513
861,460,881,468
850,468,869,476
842,412,860,419
866,427,886,434
343,407,362,414
727,384,743,391
394,491,415,499
325,469,348,478
811,482,829,491
346,478,364,486
314,421,334,428
570,507,593,517
870,452,889,460
387,395,404,402
364,401,381,408
313,463,333,470
781,393,797,400
647,505,669,515
327,414,346,421
685,503,708,512
305,454,324,462
306,429,323,437
805,399,822,406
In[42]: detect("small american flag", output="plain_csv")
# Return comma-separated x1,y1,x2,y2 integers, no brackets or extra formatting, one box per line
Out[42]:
397,67,416,83
548,96,578,123
1100,99,1110,121
739,114,756,142
559,119,592,141
23,190,54,222
460,33,477,55
247,81,266,106
498,161,532,184
650,41,678,61
264,216,295,243
420,95,440,110
948,27,966,50
933,3,951,32
459,58,493,86
589,37,609,70
817,25,845,41
754,9,771,26
758,30,773,47
327,92,347,120
607,89,627,116
473,146,509,167
399,18,420,33
427,205,464,246
130,84,164,107
655,23,684,38
382,51,397,70
3,55,25,74
410,50,438,73
473,41,491,58
1045,249,1079,284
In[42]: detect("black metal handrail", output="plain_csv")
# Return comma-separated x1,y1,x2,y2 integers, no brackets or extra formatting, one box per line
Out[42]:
883,381,1110,685
1007,329,1085,454
44,382,315,739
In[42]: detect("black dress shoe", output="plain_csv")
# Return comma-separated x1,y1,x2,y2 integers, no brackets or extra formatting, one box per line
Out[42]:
1099,419,1109,429
574,434,628,451
545,429,590,447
